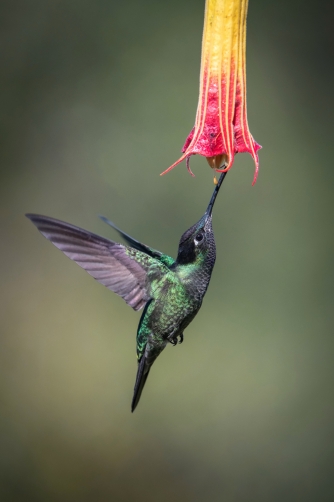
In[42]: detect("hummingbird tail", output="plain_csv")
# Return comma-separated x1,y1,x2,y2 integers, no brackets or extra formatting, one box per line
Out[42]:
131,354,151,412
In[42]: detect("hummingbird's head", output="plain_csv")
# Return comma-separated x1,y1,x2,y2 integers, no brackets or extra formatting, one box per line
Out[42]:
176,214,215,266
176,172,227,267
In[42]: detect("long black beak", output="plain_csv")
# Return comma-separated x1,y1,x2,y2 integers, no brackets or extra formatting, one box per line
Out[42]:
205,171,228,217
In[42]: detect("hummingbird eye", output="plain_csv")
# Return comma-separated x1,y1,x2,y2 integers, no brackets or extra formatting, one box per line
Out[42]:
195,232,204,244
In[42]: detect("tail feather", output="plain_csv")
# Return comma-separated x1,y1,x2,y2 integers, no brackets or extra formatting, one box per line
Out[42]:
131,354,151,412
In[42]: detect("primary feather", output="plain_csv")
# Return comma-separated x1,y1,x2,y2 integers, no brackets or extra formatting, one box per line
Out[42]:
26,214,156,311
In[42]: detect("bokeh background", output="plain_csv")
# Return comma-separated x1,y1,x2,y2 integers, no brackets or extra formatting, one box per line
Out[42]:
1,0,334,500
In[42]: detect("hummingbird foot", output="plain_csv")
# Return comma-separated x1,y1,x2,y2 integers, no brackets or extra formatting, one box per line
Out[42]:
168,333,184,346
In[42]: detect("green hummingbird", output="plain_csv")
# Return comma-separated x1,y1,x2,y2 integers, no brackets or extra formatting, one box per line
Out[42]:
26,172,227,411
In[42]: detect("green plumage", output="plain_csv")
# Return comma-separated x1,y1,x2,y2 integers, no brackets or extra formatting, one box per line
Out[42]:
126,208,218,411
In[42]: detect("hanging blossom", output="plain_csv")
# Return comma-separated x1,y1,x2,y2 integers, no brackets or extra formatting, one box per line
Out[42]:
161,0,261,184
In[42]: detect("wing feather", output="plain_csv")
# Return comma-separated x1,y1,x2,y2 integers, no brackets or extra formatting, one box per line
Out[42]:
26,214,155,311
99,215,175,268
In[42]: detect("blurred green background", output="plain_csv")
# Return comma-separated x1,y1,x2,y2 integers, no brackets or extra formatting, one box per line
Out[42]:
1,0,334,500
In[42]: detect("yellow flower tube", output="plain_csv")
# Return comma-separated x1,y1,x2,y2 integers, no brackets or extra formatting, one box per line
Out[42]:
162,0,261,184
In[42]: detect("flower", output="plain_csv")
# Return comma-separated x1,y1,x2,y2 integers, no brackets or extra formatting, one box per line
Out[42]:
161,0,261,184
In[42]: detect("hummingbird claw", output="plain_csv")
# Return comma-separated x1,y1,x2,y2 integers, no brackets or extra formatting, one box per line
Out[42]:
168,333,184,346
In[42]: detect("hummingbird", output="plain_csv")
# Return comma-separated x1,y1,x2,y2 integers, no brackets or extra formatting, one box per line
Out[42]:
26,172,227,411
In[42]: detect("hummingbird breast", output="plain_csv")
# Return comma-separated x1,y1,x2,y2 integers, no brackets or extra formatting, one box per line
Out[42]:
147,272,203,341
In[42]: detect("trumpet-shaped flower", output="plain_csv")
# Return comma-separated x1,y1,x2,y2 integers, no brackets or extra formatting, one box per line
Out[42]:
162,0,261,184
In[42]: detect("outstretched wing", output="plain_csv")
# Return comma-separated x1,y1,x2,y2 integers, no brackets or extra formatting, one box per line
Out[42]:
26,214,157,311
99,215,175,268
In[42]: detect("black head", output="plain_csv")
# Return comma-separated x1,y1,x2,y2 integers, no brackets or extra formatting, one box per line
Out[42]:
176,172,227,266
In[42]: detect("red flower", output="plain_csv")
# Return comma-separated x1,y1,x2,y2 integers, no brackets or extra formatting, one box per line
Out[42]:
161,0,261,184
